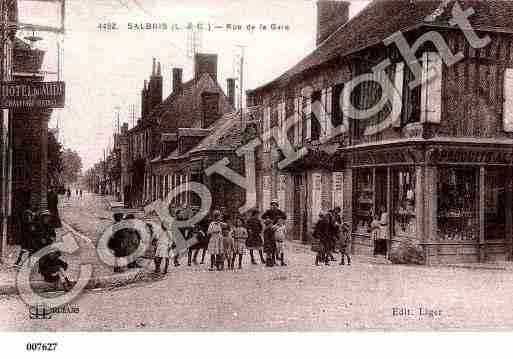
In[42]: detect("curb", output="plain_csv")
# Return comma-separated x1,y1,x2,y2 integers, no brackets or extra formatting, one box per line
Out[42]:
0,219,162,297
0,268,162,296
444,264,508,271
285,238,392,265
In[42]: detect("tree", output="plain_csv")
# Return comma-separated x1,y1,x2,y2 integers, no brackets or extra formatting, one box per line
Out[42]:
48,131,63,187
61,149,83,185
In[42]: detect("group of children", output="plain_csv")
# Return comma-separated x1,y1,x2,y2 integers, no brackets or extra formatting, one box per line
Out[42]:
204,210,288,271
312,210,351,266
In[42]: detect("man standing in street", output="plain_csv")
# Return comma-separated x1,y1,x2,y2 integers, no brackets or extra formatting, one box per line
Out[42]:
47,187,62,228
262,200,287,263
262,200,286,225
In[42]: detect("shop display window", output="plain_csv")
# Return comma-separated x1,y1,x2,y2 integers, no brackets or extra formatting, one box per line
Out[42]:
437,167,478,241
353,169,373,234
392,168,416,237
485,169,506,241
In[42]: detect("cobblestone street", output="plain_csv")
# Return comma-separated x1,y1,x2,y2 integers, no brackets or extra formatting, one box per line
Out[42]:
0,193,513,330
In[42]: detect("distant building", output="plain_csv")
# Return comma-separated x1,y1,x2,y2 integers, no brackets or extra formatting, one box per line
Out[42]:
125,53,235,207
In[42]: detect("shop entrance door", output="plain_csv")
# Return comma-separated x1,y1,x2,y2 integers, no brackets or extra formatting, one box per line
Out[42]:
293,174,305,242
375,168,389,256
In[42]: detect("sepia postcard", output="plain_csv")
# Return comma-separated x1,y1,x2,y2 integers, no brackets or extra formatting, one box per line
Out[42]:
1,0,513,348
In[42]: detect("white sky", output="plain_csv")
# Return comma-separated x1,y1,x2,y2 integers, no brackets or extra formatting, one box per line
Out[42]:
18,0,370,170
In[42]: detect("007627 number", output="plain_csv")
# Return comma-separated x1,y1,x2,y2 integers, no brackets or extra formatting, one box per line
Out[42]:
26,343,58,351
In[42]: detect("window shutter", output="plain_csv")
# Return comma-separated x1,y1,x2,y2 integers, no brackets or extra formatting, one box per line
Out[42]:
278,175,286,210
306,95,312,140
503,68,513,132
392,62,404,127
280,102,286,146
326,87,333,138
320,89,326,139
332,172,343,209
421,52,442,124
293,97,299,146
298,97,303,142
262,176,271,211
264,106,271,151
312,173,322,222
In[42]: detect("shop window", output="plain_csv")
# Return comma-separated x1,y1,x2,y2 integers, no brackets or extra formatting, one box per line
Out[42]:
485,168,506,241
353,169,374,234
437,167,478,241
392,168,416,237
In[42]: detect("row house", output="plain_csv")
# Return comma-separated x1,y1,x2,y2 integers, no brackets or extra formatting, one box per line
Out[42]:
246,0,513,264
125,58,163,207
151,106,259,220
125,53,235,208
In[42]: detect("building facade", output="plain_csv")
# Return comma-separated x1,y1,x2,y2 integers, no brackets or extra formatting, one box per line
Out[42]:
0,0,17,259
125,53,235,208
247,0,513,264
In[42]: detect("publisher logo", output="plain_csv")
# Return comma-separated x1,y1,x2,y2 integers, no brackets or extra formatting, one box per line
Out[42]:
28,303,80,320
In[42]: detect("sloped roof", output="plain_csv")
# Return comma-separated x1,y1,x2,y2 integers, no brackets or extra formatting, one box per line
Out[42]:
190,106,261,154
154,73,234,132
129,72,235,134
250,0,513,93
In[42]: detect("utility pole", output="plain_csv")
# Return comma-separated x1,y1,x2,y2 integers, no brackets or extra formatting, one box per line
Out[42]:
115,106,120,134
236,45,246,127
0,0,7,263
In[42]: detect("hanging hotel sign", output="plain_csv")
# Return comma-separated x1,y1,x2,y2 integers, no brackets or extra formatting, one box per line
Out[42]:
0,81,65,109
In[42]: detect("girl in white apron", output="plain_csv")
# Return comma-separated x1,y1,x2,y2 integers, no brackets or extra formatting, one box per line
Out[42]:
207,210,224,271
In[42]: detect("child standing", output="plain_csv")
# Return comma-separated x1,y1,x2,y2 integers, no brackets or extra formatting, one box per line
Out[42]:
312,211,331,266
274,217,287,266
207,210,224,271
263,218,276,267
369,215,381,257
222,223,234,270
338,222,351,265
232,217,248,269
154,223,172,274
246,209,265,264
188,224,206,266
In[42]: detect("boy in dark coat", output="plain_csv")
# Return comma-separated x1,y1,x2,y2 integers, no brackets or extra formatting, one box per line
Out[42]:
312,212,332,266
246,209,265,264
38,251,72,291
263,218,276,267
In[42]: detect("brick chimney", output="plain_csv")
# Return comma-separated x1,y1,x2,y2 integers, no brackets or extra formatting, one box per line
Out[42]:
148,60,163,113
173,68,183,94
194,53,218,82
201,92,220,128
227,78,236,107
121,122,129,135
316,1,349,46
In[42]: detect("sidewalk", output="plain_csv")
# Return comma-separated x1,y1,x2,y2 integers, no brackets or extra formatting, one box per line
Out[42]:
0,192,162,297
284,237,513,270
